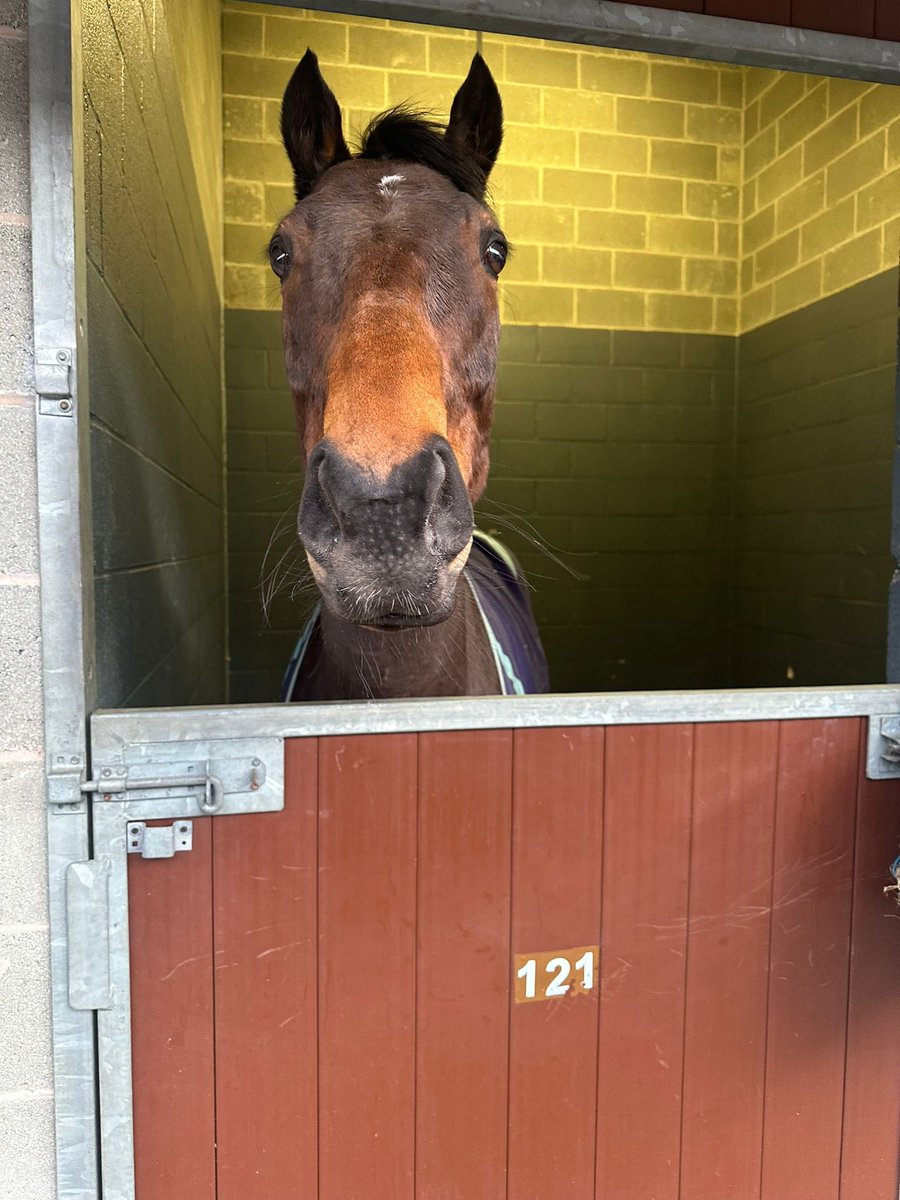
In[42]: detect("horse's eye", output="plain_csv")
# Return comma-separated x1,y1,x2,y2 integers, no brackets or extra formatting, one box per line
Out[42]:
269,238,291,280
484,238,507,277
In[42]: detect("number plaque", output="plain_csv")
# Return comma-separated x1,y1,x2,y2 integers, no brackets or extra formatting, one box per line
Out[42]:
513,945,599,1004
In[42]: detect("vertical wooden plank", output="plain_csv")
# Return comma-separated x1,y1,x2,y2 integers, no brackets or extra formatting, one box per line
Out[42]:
875,0,900,40
508,727,604,1199
213,739,319,1199
705,0,790,24
128,819,215,1200
595,724,694,1200
791,0,875,36
416,729,513,1199
761,718,859,1200
680,723,779,1200
839,748,900,1200
317,733,418,1200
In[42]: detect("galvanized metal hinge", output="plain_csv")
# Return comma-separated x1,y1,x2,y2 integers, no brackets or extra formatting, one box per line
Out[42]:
865,714,900,778
46,753,88,811
35,347,74,416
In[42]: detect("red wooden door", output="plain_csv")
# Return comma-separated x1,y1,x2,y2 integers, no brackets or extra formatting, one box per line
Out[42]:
127,719,900,1199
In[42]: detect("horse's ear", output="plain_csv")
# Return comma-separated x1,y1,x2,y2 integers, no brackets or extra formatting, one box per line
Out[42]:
281,49,351,200
445,53,503,184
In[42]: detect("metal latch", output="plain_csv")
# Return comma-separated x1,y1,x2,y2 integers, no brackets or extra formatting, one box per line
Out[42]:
35,348,74,416
866,715,900,778
82,763,266,820
127,821,193,859
82,738,281,818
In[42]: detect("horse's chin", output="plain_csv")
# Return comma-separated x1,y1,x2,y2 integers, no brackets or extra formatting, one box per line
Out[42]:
321,586,459,633
359,607,453,633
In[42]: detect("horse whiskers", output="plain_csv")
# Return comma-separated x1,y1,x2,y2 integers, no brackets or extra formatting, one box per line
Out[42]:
354,653,375,699
259,507,313,625
261,550,310,624
289,579,319,604
476,502,591,583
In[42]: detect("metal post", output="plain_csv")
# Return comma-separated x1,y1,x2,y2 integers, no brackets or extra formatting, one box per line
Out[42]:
29,0,99,1196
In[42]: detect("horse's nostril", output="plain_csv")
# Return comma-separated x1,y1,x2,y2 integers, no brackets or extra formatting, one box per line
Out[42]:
423,448,447,507
316,453,338,513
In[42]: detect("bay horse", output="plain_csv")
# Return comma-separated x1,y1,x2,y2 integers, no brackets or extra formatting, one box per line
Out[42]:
272,50,548,701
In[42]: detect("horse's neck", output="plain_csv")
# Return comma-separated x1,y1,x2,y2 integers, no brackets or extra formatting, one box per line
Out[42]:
291,573,500,701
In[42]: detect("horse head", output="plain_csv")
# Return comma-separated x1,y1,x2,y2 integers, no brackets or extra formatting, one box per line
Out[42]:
272,50,505,629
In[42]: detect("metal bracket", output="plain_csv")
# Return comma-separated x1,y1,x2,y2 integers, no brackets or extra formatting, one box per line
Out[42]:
35,347,74,416
126,821,192,859
865,715,900,778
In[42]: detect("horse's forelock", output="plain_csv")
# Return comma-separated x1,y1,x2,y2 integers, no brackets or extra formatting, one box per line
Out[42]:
356,107,488,201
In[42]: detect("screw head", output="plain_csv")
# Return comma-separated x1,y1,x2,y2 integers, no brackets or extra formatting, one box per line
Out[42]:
56,350,68,363
58,399,72,412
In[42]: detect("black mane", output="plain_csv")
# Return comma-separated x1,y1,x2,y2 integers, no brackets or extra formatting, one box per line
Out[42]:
357,108,488,201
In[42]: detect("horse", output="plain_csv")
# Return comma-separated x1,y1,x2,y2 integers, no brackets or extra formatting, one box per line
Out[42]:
271,50,548,702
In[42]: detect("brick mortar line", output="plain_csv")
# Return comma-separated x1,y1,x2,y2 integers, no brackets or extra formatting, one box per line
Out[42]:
0,573,40,586
0,392,32,406
0,213,30,227
0,24,27,41
0,1090,55,1104
0,749,43,764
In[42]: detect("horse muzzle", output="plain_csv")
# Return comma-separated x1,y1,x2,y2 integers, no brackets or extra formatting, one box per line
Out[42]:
297,435,474,629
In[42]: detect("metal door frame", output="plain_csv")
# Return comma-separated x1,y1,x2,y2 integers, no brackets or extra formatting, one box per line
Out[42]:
29,2,900,1198
30,2,98,1198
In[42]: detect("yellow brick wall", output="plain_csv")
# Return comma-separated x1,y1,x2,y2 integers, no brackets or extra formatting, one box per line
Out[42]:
222,4,900,336
222,3,743,335
741,68,900,330
165,0,223,287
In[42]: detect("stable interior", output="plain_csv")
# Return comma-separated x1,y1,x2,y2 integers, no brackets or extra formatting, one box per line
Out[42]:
83,0,900,708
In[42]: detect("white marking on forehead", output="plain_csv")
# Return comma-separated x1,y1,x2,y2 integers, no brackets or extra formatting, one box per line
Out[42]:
378,173,405,197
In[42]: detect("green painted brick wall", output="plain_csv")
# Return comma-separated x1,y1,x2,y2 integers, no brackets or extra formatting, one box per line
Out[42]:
226,312,735,700
84,0,227,708
226,268,896,700
733,269,897,686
